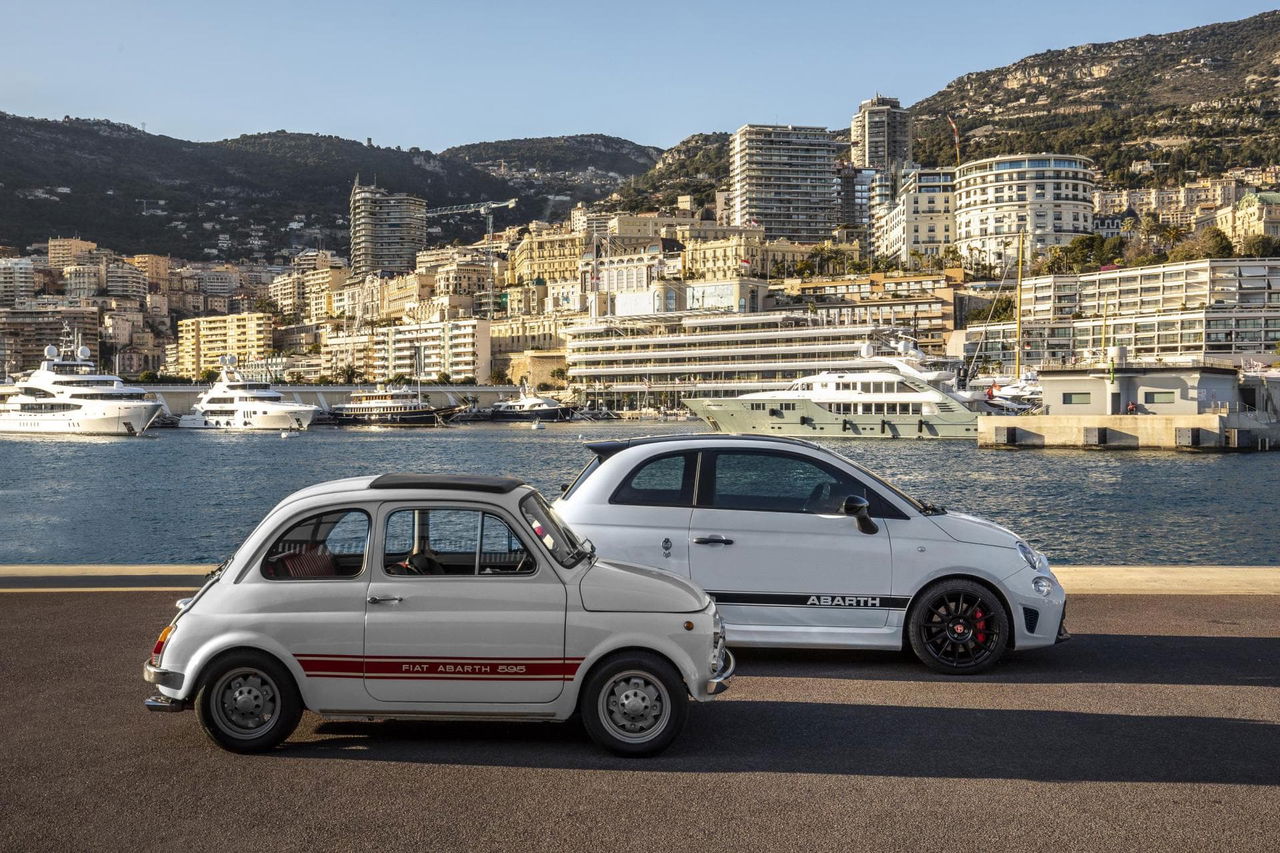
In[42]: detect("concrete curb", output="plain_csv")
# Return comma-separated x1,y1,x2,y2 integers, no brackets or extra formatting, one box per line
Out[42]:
1,564,1278,594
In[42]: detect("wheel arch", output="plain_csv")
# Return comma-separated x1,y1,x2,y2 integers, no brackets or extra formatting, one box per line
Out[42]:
180,635,308,704
577,645,691,698
901,573,1017,651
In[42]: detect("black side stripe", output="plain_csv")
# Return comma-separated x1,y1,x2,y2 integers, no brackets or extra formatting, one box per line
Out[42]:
710,591,909,610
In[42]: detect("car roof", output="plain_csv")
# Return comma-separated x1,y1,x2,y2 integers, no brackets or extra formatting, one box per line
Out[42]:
584,433,825,460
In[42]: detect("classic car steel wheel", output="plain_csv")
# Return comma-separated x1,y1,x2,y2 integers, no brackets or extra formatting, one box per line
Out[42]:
908,579,1010,675
581,652,688,757
196,651,302,752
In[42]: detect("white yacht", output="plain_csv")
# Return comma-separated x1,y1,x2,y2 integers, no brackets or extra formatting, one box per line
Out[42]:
0,345,162,436
178,356,318,431
683,347,981,440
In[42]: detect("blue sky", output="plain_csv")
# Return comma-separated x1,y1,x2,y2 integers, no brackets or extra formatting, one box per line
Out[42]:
1,0,1275,151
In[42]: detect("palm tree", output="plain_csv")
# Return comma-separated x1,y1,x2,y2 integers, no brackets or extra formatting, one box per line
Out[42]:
336,364,364,385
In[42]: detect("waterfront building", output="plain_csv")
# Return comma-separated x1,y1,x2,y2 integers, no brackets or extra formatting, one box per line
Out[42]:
565,311,907,407
954,154,1095,268
0,258,36,308
47,237,97,271
0,304,99,372
872,168,956,266
382,317,491,383
958,258,1280,369
850,95,912,171
728,124,840,243
349,179,428,278
175,312,273,378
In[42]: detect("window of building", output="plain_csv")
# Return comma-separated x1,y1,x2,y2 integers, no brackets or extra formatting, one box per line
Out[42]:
1062,392,1091,405
1144,391,1176,405
261,509,369,579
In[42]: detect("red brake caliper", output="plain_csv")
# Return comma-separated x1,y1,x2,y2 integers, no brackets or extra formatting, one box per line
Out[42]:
974,608,987,644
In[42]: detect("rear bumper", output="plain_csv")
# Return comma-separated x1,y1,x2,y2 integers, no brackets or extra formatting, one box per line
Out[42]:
144,695,188,713
705,649,735,696
144,662,185,690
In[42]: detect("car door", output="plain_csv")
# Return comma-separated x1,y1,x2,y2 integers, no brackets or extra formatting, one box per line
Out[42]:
688,449,896,632
567,450,697,578
363,503,568,704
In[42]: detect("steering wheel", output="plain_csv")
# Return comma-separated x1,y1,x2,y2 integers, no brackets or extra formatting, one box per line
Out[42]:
406,551,445,575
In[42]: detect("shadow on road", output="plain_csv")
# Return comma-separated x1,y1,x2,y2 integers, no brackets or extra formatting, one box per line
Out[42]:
296,701,1279,785
734,633,1280,687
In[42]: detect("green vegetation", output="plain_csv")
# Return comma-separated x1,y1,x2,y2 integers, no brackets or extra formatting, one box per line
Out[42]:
607,133,731,211
441,135,660,176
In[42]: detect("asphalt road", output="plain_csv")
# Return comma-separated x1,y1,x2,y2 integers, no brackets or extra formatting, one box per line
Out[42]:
1,592,1277,852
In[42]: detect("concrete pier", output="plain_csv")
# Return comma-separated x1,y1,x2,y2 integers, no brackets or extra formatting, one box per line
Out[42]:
978,412,1280,450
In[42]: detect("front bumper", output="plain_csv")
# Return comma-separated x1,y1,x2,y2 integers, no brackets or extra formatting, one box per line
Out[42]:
144,662,185,690
705,649,735,695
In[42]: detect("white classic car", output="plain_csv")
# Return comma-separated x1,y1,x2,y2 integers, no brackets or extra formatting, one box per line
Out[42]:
556,435,1068,675
144,473,733,756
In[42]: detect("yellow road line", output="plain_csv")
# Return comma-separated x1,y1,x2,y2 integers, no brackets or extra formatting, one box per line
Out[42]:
0,565,214,577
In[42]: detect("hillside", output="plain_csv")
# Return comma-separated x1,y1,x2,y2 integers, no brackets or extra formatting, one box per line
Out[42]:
0,116,569,258
912,10,1280,180
605,132,732,210
441,134,661,177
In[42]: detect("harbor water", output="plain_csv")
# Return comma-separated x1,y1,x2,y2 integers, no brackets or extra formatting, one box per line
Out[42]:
1,421,1277,566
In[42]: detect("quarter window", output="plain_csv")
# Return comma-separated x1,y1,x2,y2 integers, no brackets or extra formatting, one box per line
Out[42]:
611,452,695,507
261,509,369,579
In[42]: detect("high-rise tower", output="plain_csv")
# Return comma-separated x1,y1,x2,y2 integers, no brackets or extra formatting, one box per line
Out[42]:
850,95,912,171
348,178,428,278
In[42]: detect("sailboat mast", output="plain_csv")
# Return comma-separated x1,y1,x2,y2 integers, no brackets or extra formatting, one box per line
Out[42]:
1014,232,1025,379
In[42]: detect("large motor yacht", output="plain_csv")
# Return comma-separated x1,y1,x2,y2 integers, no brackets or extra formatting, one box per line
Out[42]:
682,346,981,440
329,385,456,427
490,390,577,422
0,344,162,436
178,356,318,430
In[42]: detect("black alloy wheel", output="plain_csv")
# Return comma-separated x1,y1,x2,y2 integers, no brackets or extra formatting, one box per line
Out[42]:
908,579,1010,675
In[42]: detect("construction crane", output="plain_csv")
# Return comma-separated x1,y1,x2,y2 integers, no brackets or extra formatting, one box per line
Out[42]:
422,198,518,318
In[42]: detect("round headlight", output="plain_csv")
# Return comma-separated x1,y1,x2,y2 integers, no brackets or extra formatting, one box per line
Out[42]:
1016,541,1037,570
1031,576,1053,597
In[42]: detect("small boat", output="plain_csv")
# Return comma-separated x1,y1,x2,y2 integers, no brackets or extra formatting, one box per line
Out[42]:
490,389,577,422
530,421,546,430
330,385,456,427
179,356,318,431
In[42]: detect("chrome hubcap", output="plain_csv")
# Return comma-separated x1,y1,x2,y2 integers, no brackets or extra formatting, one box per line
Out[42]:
599,671,669,743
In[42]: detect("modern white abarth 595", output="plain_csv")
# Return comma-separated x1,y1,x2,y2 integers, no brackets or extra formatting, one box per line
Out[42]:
556,435,1068,675
144,474,733,756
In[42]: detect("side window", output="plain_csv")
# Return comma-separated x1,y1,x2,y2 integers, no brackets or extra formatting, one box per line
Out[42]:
383,508,535,576
611,452,695,506
705,452,875,515
261,509,369,579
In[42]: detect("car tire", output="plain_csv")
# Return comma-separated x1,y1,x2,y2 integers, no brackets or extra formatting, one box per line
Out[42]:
580,651,688,757
195,651,303,753
908,579,1010,675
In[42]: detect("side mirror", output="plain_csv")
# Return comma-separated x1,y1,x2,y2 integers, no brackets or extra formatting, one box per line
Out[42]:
842,495,880,535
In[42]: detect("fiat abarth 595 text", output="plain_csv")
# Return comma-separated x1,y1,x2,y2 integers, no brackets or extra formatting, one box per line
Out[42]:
144,474,733,756
556,435,1068,675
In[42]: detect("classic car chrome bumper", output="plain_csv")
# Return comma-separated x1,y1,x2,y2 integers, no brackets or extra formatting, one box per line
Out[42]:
706,649,735,695
144,662,184,690
144,695,187,713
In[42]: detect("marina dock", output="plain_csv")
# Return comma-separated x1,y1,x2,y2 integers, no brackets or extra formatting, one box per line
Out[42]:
978,412,1280,450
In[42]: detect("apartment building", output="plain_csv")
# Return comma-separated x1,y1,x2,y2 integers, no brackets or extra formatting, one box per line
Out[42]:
382,318,491,383
850,95,912,171
954,154,1095,266
63,264,104,299
124,254,172,288
0,258,36,308
1093,178,1252,227
872,168,956,264
681,235,811,281
0,303,99,372
505,229,590,286
104,260,148,301
729,124,840,243
959,258,1280,369
47,237,97,270
349,180,428,278
175,312,273,378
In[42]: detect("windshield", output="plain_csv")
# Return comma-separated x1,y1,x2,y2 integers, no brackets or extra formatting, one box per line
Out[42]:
519,491,590,568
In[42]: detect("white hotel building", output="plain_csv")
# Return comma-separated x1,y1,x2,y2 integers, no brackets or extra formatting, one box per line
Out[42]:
959,258,1280,369
566,312,900,408
954,154,1095,267
728,125,841,243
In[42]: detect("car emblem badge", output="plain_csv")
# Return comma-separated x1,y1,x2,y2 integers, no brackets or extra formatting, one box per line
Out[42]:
661,538,672,558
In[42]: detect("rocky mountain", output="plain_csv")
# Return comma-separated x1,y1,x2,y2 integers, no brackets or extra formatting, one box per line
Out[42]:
606,132,732,211
441,134,661,177
0,116,588,258
911,10,1280,181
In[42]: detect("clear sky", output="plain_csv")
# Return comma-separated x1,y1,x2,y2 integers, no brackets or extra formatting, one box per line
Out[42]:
1,0,1276,151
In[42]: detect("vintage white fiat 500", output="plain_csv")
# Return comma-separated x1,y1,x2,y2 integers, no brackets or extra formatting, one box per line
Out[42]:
144,474,733,756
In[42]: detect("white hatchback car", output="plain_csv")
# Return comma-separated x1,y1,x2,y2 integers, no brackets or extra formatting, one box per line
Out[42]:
144,473,732,756
556,435,1068,675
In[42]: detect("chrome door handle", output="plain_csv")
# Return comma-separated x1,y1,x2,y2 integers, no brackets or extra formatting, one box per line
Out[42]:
367,595,403,604
692,536,734,545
